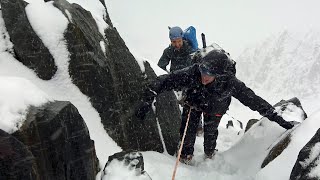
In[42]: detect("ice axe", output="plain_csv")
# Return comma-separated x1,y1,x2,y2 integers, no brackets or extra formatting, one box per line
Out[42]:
201,33,206,49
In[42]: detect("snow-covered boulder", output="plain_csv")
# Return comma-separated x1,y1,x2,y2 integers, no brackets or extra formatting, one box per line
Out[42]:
0,77,99,179
273,97,307,120
54,0,180,155
222,97,307,177
102,151,151,180
261,97,308,168
290,128,320,180
12,101,100,180
0,129,37,179
0,0,57,80
0,0,181,155
256,107,320,180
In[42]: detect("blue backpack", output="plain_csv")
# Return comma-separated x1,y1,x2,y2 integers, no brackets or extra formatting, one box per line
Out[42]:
183,26,199,52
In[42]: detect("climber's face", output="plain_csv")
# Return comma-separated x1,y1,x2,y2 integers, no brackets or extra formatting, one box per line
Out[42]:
201,74,215,85
171,38,183,50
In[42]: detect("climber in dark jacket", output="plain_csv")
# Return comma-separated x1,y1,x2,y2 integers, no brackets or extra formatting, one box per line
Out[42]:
157,26,196,72
136,49,294,164
158,26,204,135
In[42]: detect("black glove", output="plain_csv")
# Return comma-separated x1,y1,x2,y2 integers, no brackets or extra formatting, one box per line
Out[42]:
268,113,294,130
135,102,152,120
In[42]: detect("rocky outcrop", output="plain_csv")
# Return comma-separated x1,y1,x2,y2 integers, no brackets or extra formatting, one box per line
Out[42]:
0,0,57,80
143,62,181,155
261,98,307,168
0,129,38,180
53,0,180,155
101,151,151,180
12,101,99,180
261,135,291,168
290,129,320,180
1,0,180,155
274,97,307,120
245,119,259,132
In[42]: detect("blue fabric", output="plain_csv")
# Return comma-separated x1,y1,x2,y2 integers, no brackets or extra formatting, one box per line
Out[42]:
169,26,183,40
183,26,199,52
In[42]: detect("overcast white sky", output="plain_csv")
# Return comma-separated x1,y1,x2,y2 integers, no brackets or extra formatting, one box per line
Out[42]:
106,0,320,62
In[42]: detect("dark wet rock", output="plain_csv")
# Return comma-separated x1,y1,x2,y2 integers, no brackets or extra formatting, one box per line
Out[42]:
0,129,38,180
237,120,243,129
226,120,233,129
53,0,180,155
262,134,291,168
245,119,259,132
12,101,99,180
290,128,320,180
143,62,181,155
0,0,57,80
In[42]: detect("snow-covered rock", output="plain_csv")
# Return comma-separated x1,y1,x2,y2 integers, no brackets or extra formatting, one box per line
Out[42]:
1,0,57,80
0,0,181,170
0,77,51,133
102,151,151,180
12,101,99,180
222,97,307,177
256,109,320,180
0,77,99,179
290,128,320,180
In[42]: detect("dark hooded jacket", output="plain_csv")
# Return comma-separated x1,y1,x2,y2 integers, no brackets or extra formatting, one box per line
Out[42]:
146,64,274,117
138,50,294,130
157,40,195,72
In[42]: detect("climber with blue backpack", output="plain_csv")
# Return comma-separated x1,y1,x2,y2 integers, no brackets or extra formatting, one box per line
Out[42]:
157,26,199,72
157,26,204,136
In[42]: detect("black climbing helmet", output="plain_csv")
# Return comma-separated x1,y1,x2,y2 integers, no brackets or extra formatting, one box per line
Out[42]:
199,49,236,76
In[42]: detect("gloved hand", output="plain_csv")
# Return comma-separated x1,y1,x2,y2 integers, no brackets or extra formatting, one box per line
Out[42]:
268,113,294,130
135,102,152,120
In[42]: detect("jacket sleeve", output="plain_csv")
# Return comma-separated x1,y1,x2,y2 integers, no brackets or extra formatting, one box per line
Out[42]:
143,66,196,104
230,77,274,117
157,48,171,71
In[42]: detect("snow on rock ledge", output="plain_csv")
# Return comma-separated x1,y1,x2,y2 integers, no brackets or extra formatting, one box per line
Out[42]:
101,151,151,180
290,128,320,180
0,76,51,133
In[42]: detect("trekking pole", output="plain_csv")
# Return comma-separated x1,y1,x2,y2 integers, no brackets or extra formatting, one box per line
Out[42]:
172,106,192,180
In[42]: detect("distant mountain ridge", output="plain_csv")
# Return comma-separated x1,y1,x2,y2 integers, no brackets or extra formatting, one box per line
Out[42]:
236,30,320,101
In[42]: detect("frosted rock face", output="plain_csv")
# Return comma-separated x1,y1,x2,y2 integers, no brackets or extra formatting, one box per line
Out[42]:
0,0,57,80
0,0,181,155
290,129,320,180
54,0,180,154
12,101,99,180
262,97,307,168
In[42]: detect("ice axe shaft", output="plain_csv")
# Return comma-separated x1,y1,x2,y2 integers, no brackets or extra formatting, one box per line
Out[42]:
201,33,206,49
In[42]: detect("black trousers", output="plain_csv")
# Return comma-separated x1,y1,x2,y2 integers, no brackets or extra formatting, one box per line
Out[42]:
179,107,222,156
